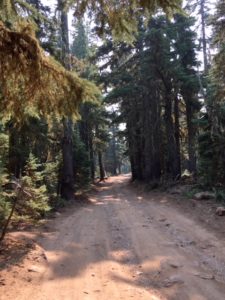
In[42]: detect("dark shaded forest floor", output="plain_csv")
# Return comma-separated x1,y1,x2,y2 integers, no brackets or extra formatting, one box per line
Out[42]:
1,175,225,300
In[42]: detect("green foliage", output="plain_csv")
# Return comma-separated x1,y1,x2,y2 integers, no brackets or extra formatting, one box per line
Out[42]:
197,0,225,187
44,159,60,198
0,11,99,122
0,196,11,228
19,153,50,218
0,127,11,228
198,127,225,187
213,188,225,203
198,131,213,184
210,0,225,117
73,129,91,189
0,132,9,159
71,20,89,60
0,161,11,228
97,12,200,182
71,0,182,42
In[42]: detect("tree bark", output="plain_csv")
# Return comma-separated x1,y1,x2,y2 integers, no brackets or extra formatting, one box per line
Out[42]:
59,0,75,200
200,0,208,73
143,92,161,182
98,151,106,181
126,98,144,181
185,99,197,174
79,105,90,151
61,118,75,199
89,131,95,181
174,95,181,173
164,92,181,180
111,124,118,175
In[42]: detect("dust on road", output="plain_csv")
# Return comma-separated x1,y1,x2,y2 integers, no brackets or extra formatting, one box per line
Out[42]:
1,175,225,300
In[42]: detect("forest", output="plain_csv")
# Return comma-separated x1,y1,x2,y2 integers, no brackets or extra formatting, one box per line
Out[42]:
0,0,224,245
2,1,225,299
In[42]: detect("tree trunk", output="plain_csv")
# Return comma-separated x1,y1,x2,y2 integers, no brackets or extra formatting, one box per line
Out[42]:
164,92,181,180
0,183,23,243
118,162,122,174
59,0,75,200
89,131,95,180
200,0,208,73
185,99,197,174
79,105,90,151
98,151,106,181
130,118,143,180
0,196,17,243
8,125,29,178
174,95,181,173
61,119,75,199
127,99,143,181
111,124,117,175
143,92,161,182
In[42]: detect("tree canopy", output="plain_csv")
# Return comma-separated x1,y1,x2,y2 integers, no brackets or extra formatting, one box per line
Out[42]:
71,0,182,41
0,0,100,121
0,0,182,121
0,21,99,121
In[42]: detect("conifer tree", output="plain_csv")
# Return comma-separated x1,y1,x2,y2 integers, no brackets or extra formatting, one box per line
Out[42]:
172,14,200,174
96,11,200,183
189,0,212,73
58,0,75,200
71,19,89,60
21,153,49,218
198,0,225,186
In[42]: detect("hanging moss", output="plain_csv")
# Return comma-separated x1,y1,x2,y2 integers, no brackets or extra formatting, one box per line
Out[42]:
0,21,99,122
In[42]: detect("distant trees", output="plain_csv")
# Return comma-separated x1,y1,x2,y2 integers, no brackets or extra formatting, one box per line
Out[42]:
189,0,212,74
104,121,129,176
96,13,201,183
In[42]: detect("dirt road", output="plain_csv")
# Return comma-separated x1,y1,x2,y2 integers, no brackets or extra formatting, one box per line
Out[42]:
2,175,225,300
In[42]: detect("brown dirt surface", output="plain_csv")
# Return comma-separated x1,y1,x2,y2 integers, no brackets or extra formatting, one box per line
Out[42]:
1,175,225,300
